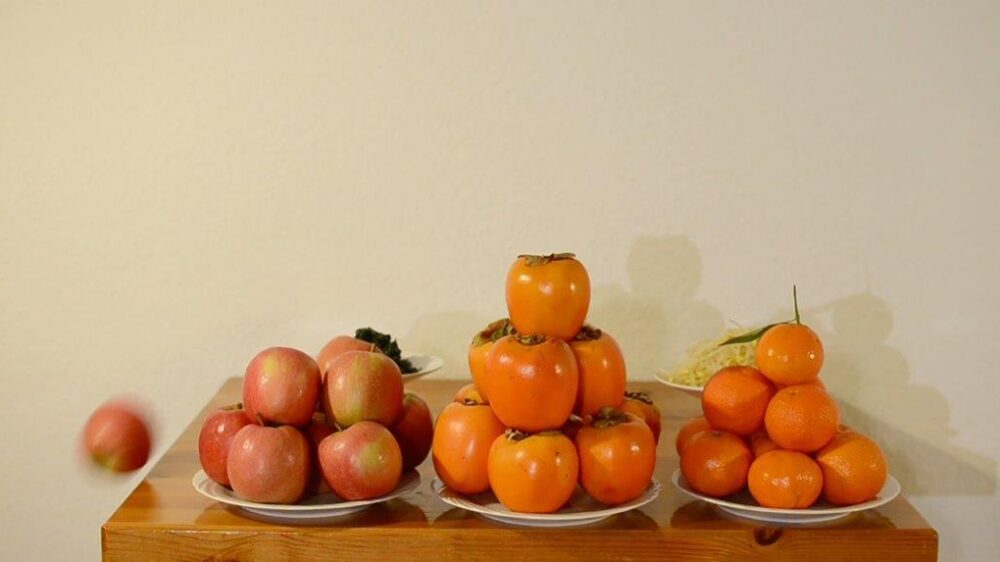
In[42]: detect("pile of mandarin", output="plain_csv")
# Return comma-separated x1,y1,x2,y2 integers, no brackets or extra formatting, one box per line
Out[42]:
678,302,888,508
431,253,662,513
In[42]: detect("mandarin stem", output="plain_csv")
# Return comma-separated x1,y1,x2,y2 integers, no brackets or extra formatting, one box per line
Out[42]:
793,285,801,324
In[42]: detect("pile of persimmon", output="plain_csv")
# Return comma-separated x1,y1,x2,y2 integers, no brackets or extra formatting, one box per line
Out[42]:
433,253,661,513
678,290,888,509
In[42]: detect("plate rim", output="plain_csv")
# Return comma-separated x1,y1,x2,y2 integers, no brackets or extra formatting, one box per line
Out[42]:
477,511,611,527
192,469,421,512
401,354,444,379
431,477,661,522
653,370,704,393
670,468,900,517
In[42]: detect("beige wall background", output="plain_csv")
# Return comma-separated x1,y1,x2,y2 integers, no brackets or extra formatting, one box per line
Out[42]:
2,2,998,560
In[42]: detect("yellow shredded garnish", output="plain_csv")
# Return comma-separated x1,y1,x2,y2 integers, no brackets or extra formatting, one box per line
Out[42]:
658,328,759,388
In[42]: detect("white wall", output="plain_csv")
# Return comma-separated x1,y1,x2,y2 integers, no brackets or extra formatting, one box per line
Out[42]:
2,2,998,559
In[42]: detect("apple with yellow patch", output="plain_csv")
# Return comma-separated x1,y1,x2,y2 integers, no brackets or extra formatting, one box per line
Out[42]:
318,421,402,500
243,347,321,427
323,350,403,428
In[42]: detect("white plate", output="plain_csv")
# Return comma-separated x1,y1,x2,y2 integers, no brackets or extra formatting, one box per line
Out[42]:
432,478,661,527
671,469,900,524
655,374,704,397
402,354,444,380
193,469,421,522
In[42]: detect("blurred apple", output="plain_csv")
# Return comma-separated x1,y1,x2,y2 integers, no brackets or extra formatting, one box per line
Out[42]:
82,400,152,473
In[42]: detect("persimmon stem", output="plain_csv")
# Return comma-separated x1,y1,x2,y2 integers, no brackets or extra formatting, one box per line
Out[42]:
572,325,602,342
518,253,576,266
793,285,801,324
591,407,629,429
505,428,529,442
625,391,654,405
471,318,513,347
513,333,547,346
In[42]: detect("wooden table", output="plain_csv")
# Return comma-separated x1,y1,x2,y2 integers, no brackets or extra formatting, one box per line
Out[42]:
103,379,938,561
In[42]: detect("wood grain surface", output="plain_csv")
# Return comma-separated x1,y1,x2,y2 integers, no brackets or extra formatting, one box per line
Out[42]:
103,378,938,561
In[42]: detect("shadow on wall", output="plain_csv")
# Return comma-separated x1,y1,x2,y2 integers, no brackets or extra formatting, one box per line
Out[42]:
404,309,491,381
401,239,996,499
589,236,725,381
818,293,996,496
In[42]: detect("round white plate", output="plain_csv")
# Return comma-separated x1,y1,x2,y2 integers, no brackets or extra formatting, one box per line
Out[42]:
193,469,421,521
671,469,900,524
402,355,444,380
432,478,661,527
655,375,704,397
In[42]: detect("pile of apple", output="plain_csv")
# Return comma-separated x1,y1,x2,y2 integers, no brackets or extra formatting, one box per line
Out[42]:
198,336,433,504
432,253,662,513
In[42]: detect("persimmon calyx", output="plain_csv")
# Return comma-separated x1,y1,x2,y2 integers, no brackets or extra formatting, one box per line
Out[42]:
517,253,577,266
504,428,564,441
512,333,547,346
624,391,654,405
504,428,529,442
572,325,602,341
471,318,514,347
590,407,631,429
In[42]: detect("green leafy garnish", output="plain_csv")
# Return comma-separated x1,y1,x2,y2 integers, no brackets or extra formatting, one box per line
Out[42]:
719,323,783,346
720,286,804,345
355,327,416,373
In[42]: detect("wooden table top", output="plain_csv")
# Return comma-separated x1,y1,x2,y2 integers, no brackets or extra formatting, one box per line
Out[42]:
103,378,938,562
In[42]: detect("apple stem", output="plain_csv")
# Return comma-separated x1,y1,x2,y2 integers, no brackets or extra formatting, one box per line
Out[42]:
255,413,266,426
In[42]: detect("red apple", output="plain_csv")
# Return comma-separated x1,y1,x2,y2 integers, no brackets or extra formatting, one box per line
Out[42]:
316,335,378,378
390,393,433,471
198,404,252,486
318,421,402,500
227,424,309,504
303,413,337,495
323,351,403,427
243,347,321,427
82,400,152,473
